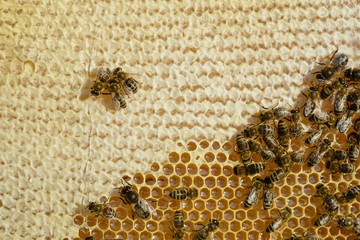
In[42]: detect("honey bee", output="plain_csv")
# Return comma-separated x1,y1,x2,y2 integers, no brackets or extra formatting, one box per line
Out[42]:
243,125,259,138
193,219,220,240
86,200,117,218
289,230,319,240
315,184,339,211
169,184,198,201
288,108,304,138
112,67,141,94
354,118,360,132
348,132,360,163
244,178,263,208
235,135,252,164
90,68,112,96
337,103,359,133
274,148,291,168
313,49,348,81
307,139,333,167
332,149,348,161
320,77,346,99
169,210,185,240
266,207,292,232
263,135,280,152
85,237,94,240
290,150,306,164
314,208,337,226
277,120,290,148
264,165,292,184
308,111,337,126
116,179,156,219
260,147,276,162
233,163,265,176
248,140,261,153
347,89,360,102
302,86,319,117
263,182,274,210
345,67,360,82
326,160,356,175
305,124,329,146
342,185,360,203
338,215,358,230
334,79,349,116
258,105,288,122
258,124,275,136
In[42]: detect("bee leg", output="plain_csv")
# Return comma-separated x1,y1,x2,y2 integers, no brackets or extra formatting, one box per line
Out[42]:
329,48,339,62
132,210,135,220
301,91,308,98
118,196,128,205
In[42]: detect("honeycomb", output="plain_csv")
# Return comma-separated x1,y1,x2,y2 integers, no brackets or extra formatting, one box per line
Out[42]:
1,0,360,240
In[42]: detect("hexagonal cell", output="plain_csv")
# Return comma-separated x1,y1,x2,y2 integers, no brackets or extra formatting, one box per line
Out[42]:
86,216,97,227
317,227,329,238
187,163,198,175
281,185,291,197
204,152,215,162
200,210,211,221
247,209,258,220
223,165,233,176
146,220,157,232
122,219,133,231
140,186,151,198
216,152,227,163
151,162,160,172
169,175,180,187
206,199,216,211
97,217,109,230
199,141,209,149
228,152,238,162
78,227,90,239
168,152,179,163
199,164,210,176
134,220,145,231
128,230,139,239
300,217,311,228
73,215,84,226
157,176,168,187
115,207,127,220
187,141,197,151
217,199,228,210
104,230,116,239
211,164,222,176
275,197,286,208
217,176,227,188
175,163,186,176
109,219,121,231
212,141,220,150
133,173,144,184
162,164,174,175
91,228,103,239
242,220,252,231
205,176,216,188
211,187,222,199
181,152,191,163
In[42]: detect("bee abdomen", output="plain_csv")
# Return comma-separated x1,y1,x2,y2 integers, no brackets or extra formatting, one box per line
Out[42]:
169,189,187,200
247,163,265,175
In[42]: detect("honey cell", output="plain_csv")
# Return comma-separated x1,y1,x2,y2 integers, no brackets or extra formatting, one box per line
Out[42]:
318,227,329,238
199,164,210,176
194,199,205,211
242,220,252,231
122,219,133,231
168,152,179,163
211,164,221,176
253,219,264,231
181,152,190,163
109,196,121,207
228,176,239,188
146,220,157,232
78,227,90,239
128,230,139,239
189,210,199,221
218,199,228,211
216,152,227,163
157,176,168,187
230,220,240,231
292,185,302,196
152,232,164,240
162,164,174,175
220,221,229,232
140,231,152,240
236,231,247,239
169,199,180,209
152,210,163,221
134,220,145,231
158,220,169,232
224,210,234,221
87,216,97,227
109,219,121,231
169,175,180,187
282,229,293,238
223,187,234,199
275,197,286,208
183,201,193,211
115,207,127,220
199,141,209,149
187,163,198,175
211,187,222,199
305,206,316,217
97,217,109,230
309,173,319,184
133,173,144,184
217,176,227,188
300,217,311,228
224,232,235,240
315,161,325,173
116,232,127,240
145,174,156,186
247,209,257,220
181,175,192,186
194,176,204,187
236,210,246,221
151,187,162,198
248,230,259,240
73,215,83,226
175,163,186,176
281,185,291,197
222,165,232,176
187,141,197,151
212,141,220,150
200,210,211,221
205,176,215,188
91,228,103,240
204,152,215,162
228,152,238,162
344,174,353,181
229,198,241,210
151,162,160,172
286,174,296,185
287,196,297,207
140,186,150,198
206,199,216,211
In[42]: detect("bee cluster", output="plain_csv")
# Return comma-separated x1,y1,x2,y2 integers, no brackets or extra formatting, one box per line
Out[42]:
72,50,360,240
90,67,140,110
232,49,360,238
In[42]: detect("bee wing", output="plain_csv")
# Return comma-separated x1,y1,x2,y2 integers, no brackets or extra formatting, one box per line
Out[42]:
304,100,315,117
111,93,121,110
337,112,351,133
308,130,322,145
335,94,346,112
138,197,157,216
314,110,330,121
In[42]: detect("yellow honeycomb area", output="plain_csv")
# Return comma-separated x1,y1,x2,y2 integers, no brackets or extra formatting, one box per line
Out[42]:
72,139,360,240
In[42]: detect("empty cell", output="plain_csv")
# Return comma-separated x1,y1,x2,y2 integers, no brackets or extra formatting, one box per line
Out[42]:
309,173,319,184
211,188,222,199
200,141,209,149
140,186,150,198
216,152,227,163
247,209,257,220
162,164,174,175
194,200,205,211
228,176,239,187
175,163,186,176
281,186,291,197
91,228,103,240
206,199,216,210
157,176,168,187
230,221,240,231
98,217,109,230
134,220,145,231
205,176,215,188
115,207,127,220
122,219,133,231
217,199,228,210
73,215,83,226
248,231,259,240
199,164,210,176
133,173,144,184
104,230,115,240
211,164,222,176
224,232,235,240
86,216,97,227
287,196,297,207
181,152,191,163
224,210,234,221
140,231,151,240
200,210,211,221
292,185,302,196
151,162,160,172
200,188,210,199
242,220,252,231
318,227,328,238
304,184,315,195
110,219,121,231
187,163,198,175
146,220,157,232
151,187,162,198
223,165,233,176
204,152,215,162
300,217,311,227
128,230,140,239
169,176,180,187
212,141,220,150
217,176,227,188
187,141,197,151
223,187,234,199
168,152,179,163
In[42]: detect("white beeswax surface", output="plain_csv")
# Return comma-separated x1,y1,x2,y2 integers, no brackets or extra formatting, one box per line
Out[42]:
0,0,360,239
